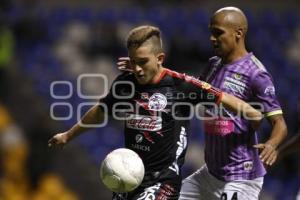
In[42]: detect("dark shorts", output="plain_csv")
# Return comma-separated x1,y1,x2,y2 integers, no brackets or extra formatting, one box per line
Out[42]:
112,168,181,200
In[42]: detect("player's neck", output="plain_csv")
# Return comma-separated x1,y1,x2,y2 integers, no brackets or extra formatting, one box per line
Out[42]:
223,48,248,65
151,67,166,84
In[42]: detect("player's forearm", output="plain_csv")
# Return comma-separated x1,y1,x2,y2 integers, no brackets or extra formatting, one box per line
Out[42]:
279,133,300,156
66,104,105,140
265,115,288,148
220,92,263,126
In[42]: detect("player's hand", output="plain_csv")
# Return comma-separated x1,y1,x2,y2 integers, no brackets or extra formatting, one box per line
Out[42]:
117,57,133,72
48,132,70,148
253,143,278,166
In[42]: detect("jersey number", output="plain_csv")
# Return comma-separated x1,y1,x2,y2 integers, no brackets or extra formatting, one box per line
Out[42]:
221,192,238,200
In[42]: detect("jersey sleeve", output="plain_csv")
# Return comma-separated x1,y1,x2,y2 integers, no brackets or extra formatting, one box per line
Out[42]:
178,74,223,105
99,73,133,115
99,82,118,115
99,89,115,115
251,70,283,117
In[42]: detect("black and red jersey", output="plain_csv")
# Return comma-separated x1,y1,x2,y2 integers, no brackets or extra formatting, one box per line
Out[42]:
100,68,222,177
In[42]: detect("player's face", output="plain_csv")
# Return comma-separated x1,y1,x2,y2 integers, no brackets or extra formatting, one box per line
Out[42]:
209,16,237,58
129,44,162,85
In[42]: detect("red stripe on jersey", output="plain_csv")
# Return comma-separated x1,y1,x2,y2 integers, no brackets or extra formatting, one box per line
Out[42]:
213,88,223,105
155,183,176,200
165,69,223,101
142,132,154,143
153,68,167,84
165,68,184,79
135,99,156,115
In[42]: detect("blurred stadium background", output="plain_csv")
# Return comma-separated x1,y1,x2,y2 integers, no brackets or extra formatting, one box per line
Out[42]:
0,0,300,199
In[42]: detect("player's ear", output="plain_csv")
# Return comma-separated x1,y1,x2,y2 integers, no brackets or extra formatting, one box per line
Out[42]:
157,53,165,66
236,28,243,39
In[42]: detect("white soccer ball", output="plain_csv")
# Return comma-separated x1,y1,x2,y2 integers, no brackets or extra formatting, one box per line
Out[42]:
100,148,145,192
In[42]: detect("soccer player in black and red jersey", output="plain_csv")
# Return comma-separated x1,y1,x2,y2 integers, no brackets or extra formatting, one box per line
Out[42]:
48,25,262,200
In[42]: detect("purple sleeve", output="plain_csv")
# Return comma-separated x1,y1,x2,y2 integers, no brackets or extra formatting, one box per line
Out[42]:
251,70,283,117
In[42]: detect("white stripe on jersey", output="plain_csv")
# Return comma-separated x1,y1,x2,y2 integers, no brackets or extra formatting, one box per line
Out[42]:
137,183,162,200
169,126,187,175
251,55,267,71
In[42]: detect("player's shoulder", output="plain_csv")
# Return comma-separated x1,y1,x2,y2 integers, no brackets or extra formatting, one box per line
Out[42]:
232,54,272,81
242,54,276,84
246,54,268,73
114,72,136,82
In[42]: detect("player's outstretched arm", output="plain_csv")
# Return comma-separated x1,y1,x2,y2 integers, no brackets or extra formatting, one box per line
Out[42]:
220,92,263,128
48,104,105,147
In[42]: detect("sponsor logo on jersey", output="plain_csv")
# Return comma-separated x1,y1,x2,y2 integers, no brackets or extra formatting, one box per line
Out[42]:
233,73,242,80
201,81,212,90
223,77,246,94
131,143,150,152
169,126,187,175
264,86,275,96
126,114,162,131
135,134,143,143
243,161,253,171
148,93,167,111
141,92,149,100
204,118,234,136
225,77,246,87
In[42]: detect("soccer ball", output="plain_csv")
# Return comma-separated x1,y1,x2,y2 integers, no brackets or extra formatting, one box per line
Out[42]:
100,148,145,192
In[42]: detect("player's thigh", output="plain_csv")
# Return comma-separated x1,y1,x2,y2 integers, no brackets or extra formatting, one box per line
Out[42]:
296,188,300,200
179,166,219,200
221,178,263,200
179,171,203,200
132,182,180,200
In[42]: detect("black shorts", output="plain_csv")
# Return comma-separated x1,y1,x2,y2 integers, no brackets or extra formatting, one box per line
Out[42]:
112,168,181,200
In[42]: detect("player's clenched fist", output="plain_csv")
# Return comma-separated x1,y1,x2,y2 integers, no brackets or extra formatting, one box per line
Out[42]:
117,57,133,72
48,132,70,147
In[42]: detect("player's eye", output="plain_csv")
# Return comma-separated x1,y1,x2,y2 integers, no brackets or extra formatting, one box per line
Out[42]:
136,59,147,66
211,29,224,37
130,60,135,65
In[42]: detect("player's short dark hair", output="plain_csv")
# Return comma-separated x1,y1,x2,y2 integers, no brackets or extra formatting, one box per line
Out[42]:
126,25,163,54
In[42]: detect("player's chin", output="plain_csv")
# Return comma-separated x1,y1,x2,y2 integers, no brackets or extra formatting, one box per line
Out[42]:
138,81,148,85
136,76,148,84
213,48,223,56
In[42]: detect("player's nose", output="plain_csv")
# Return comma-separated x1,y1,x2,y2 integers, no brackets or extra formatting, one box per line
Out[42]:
133,64,143,73
210,34,216,42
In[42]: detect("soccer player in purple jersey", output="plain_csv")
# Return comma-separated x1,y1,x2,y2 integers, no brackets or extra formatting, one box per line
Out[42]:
179,7,288,200
49,25,262,200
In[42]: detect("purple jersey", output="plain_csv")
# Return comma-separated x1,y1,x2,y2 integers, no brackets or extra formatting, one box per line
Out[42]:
204,53,283,181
